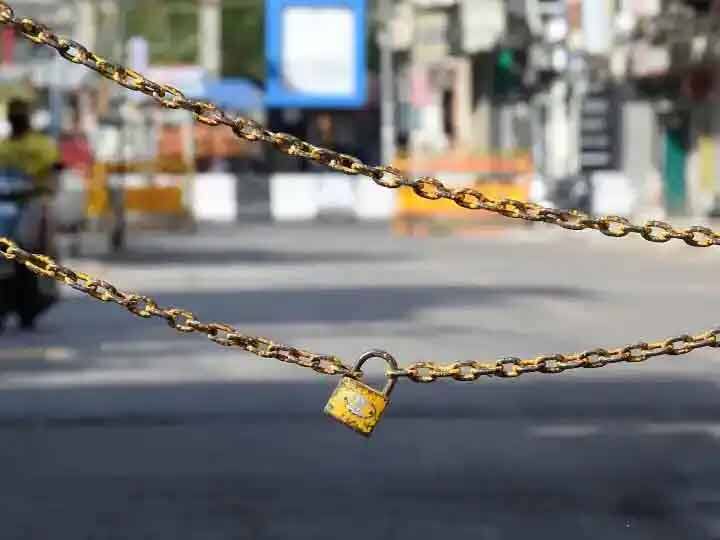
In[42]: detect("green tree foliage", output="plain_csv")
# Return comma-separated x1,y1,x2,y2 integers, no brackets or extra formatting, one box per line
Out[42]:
125,0,376,81
125,0,264,79
125,0,198,65
222,1,264,81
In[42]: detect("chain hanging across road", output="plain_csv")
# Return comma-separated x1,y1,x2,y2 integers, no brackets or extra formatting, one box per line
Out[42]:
5,235,718,384
1,1,720,434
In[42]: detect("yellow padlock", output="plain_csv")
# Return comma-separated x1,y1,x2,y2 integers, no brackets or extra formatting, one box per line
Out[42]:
324,350,399,437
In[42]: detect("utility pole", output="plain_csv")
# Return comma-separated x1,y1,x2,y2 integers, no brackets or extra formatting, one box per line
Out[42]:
379,0,396,165
76,0,97,51
199,0,222,78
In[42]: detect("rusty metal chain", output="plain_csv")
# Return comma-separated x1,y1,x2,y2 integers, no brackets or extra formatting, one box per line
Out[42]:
2,2,719,249
0,238,356,378
395,334,720,382
0,234,720,383
3,236,719,382
1,1,720,383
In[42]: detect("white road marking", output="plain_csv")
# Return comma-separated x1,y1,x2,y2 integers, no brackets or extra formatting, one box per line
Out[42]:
0,346,77,363
529,425,601,438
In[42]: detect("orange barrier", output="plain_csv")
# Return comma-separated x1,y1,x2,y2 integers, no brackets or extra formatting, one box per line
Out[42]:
393,153,533,176
124,186,184,214
396,180,530,218
392,152,533,236
87,163,189,219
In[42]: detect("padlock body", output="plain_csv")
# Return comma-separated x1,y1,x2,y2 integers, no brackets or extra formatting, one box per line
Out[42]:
324,376,389,436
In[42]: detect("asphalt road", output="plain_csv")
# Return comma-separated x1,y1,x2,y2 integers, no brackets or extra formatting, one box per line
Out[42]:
2,222,720,539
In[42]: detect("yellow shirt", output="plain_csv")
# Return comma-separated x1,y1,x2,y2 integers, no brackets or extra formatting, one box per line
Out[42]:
0,132,59,190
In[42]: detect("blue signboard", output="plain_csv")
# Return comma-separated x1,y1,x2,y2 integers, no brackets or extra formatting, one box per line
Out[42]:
265,0,367,109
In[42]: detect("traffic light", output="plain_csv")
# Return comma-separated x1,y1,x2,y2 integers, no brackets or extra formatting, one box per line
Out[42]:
494,48,523,97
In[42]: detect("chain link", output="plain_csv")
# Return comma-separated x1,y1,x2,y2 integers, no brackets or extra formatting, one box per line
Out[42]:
0,238,356,378
1,2,719,383
3,2,717,250
2,213,719,384
388,332,720,382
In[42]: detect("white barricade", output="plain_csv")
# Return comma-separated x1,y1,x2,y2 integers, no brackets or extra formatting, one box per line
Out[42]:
270,173,396,222
590,170,637,217
193,173,238,222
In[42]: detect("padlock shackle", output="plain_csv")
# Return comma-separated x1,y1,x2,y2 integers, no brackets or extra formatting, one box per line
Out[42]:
353,350,400,397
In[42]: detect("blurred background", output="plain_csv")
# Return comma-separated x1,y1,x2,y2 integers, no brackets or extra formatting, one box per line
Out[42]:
4,0,720,538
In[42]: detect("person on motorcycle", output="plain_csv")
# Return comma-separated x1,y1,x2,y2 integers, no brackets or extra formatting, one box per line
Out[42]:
0,98,60,332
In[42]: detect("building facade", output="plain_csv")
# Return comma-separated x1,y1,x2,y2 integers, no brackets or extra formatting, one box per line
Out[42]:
627,0,720,217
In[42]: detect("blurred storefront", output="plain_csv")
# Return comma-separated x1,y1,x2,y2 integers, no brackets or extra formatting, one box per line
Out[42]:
0,0,98,237
386,0,535,234
0,1,273,235
91,70,267,228
628,0,720,217
263,0,393,222
9,0,720,228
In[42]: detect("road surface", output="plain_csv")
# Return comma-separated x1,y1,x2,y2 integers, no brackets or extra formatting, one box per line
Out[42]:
2,222,720,539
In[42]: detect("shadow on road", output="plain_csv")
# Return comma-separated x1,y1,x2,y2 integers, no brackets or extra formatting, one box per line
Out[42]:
68,224,415,267
0,283,596,377
61,282,595,325
0,286,595,362
80,246,414,266
0,377,719,539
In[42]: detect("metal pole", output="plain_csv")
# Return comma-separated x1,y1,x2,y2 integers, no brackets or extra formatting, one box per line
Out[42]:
199,0,222,78
379,0,396,165
76,0,97,51
111,0,127,252
49,54,63,139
